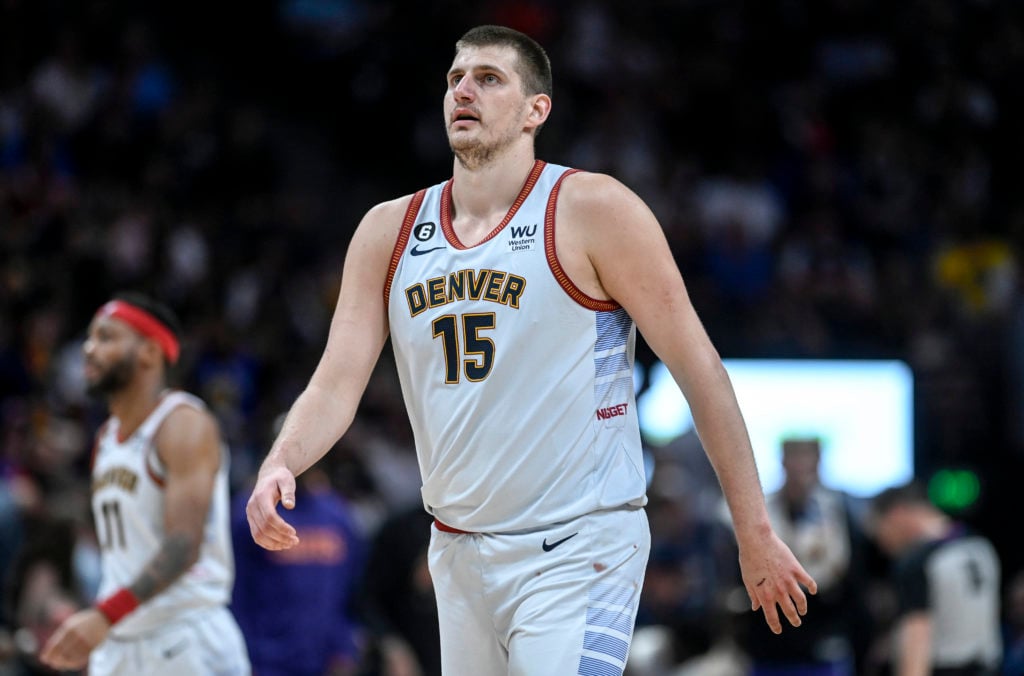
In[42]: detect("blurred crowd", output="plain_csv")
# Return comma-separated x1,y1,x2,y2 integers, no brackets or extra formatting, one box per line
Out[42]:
3,0,1024,674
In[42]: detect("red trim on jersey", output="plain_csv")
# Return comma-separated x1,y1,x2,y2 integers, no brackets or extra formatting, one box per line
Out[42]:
145,445,166,488
95,300,180,364
544,170,622,311
440,160,546,249
434,518,473,534
384,189,427,307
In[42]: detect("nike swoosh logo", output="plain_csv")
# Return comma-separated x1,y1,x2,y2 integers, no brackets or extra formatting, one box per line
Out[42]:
542,532,579,552
410,244,446,256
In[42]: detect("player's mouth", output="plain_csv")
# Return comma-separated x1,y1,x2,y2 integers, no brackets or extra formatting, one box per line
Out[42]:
83,361,102,379
451,108,480,127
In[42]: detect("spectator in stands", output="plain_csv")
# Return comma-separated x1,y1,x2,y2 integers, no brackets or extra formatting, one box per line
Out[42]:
742,437,872,676
231,460,366,676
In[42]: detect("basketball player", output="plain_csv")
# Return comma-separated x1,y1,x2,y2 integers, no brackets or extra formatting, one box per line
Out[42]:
40,293,250,675
247,25,816,675
871,482,1002,676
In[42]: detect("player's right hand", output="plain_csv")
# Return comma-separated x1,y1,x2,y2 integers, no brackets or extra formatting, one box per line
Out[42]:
39,609,109,671
246,464,300,550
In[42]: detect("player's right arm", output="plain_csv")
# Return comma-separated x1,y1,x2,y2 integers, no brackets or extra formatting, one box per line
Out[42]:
247,196,411,551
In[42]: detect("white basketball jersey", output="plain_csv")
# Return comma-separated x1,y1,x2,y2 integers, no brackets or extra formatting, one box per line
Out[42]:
91,390,235,637
385,160,647,533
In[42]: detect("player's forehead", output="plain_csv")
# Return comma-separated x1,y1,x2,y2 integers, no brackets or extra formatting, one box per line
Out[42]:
448,44,520,78
88,314,134,338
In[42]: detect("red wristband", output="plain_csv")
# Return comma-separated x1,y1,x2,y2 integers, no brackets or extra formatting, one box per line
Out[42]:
96,588,140,625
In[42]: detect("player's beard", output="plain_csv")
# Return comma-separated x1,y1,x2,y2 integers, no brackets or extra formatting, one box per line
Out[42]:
449,111,524,171
85,352,137,399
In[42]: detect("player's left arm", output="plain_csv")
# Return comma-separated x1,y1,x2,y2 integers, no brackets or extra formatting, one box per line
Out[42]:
560,172,816,633
40,406,222,670
894,611,932,676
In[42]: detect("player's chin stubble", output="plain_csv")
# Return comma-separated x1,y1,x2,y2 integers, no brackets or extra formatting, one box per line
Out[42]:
86,355,136,398
449,122,521,171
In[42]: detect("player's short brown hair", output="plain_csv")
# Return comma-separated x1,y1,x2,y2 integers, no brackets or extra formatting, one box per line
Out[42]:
456,25,552,98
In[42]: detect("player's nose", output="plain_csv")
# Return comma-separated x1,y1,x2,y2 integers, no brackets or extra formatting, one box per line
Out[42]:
453,77,476,101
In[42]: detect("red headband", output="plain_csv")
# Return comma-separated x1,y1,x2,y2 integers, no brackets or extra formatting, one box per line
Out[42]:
95,300,180,364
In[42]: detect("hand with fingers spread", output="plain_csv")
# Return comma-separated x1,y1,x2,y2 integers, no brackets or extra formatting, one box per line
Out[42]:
738,527,818,634
246,463,301,551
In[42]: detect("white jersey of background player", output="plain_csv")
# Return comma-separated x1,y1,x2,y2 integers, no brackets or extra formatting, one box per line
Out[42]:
91,391,234,633
248,24,816,676
41,296,249,675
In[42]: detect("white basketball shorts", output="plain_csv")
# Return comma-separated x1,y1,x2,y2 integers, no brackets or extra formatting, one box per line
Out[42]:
428,506,651,676
89,605,251,676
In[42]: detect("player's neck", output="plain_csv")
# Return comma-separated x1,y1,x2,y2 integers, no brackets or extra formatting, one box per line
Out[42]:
108,376,167,437
450,144,536,222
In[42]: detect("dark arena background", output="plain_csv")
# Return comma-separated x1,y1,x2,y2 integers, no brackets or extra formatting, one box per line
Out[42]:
2,1,1024,674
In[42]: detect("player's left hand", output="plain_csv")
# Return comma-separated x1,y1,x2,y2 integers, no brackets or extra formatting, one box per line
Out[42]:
39,608,110,670
737,527,818,634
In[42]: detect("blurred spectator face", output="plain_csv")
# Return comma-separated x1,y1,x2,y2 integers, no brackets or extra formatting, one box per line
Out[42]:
81,317,143,397
871,504,914,557
781,439,821,503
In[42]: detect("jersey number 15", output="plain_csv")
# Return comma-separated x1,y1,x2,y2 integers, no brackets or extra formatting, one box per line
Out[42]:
432,313,495,383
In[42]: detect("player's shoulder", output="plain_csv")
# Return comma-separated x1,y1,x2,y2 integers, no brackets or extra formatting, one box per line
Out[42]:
162,397,217,425
558,170,647,215
560,169,628,193
557,170,658,241
354,192,420,247
156,392,222,453
366,192,418,221
160,390,215,422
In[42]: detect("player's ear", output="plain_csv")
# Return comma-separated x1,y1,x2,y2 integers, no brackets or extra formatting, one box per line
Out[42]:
525,93,551,130
138,338,164,370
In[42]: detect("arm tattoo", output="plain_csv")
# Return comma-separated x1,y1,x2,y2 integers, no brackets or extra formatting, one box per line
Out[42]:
128,532,199,602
